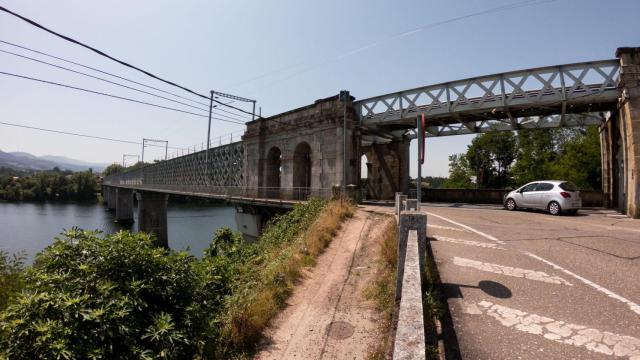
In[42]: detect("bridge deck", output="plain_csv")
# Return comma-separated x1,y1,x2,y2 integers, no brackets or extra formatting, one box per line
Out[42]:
104,184,333,209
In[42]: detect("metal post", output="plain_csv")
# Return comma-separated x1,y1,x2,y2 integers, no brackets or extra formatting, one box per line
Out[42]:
416,116,422,206
252,100,256,121
165,142,168,161
206,90,213,164
340,90,349,193
141,139,146,183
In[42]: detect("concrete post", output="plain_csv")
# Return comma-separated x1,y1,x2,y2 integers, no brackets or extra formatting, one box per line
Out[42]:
137,191,169,247
115,187,134,224
235,205,262,243
106,187,116,211
396,211,427,301
405,199,418,211
617,47,640,218
395,192,403,215
102,185,108,205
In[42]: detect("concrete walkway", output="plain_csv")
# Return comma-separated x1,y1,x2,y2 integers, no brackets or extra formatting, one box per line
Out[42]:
255,210,389,360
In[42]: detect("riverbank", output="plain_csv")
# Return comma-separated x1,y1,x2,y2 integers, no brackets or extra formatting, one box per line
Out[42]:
0,198,355,359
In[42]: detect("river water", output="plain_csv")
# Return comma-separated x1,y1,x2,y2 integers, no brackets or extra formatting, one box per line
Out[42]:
0,202,237,263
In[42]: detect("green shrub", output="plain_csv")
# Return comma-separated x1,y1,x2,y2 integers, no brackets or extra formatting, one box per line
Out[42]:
0,199,355,359
0,250,25,312
0,228,230,359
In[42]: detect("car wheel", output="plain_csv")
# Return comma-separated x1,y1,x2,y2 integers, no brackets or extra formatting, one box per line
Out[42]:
505,198,517,211
548,201,561,216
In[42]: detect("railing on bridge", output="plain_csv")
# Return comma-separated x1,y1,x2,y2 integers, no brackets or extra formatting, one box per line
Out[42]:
101,181,333,202
356,59,620,136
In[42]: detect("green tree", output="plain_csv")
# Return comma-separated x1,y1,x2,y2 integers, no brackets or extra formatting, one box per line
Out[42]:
102,163,124,176
442,154,474,188
548,126,602,190
511,128,556,184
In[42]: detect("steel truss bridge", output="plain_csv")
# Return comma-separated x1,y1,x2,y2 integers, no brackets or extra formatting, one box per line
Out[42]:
104,58,622,202
355,59,619,139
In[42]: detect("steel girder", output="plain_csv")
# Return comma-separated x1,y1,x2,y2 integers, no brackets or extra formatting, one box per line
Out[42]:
355,60,620,136
104,141,244,190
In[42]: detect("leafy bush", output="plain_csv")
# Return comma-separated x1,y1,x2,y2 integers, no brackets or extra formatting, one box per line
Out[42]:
0,229,229,359
0,199,355,359
0,250,25,312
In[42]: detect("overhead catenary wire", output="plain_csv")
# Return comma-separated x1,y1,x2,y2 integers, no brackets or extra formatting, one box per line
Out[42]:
0,70,248,125
0,120,185,150
0,48,250,123
0,6,261,119
0,39,211,108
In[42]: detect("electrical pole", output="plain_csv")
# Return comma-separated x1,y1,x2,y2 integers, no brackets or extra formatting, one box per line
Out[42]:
340,90,349,194
417,115,423,206
206,90,214,164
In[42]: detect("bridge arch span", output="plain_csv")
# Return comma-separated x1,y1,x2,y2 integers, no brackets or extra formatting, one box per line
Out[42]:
266,146,282,198
293,142,312,198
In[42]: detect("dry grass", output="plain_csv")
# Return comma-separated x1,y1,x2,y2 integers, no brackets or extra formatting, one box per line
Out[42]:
364,215,398,360
220,199,355,357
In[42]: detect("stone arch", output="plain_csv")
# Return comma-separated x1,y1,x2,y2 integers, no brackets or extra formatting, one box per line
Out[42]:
361,145,402,200
266,146,282,198
293,142,312,198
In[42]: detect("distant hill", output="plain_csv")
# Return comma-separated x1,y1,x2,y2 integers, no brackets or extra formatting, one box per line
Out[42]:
0,150,108,172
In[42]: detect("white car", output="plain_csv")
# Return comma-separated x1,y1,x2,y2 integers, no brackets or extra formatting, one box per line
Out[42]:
504,180,582,215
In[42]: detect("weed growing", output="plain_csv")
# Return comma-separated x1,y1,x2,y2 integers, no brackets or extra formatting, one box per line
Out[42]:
364,215,397,359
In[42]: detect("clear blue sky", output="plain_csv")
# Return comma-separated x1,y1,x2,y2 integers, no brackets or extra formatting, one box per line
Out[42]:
1,0,638,176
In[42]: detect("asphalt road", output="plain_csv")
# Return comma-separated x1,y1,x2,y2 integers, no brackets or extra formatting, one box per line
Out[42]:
424,204,640,360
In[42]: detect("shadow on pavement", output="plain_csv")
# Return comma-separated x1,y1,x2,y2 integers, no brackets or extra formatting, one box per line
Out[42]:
443,280,512,300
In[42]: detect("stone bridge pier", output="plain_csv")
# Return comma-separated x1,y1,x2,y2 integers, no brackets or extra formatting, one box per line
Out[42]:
242,93,410,201
114,187,134,224
601,47,640,218
360,140,410,200
243,94,362,199
136,191,169,247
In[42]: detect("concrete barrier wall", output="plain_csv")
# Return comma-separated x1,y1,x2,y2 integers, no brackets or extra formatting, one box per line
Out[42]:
393,206,428,359
393,230,426,360
420,188,604,207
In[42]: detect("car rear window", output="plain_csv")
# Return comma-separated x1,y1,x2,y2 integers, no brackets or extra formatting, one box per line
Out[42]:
559,182,578,191
537,183,554,191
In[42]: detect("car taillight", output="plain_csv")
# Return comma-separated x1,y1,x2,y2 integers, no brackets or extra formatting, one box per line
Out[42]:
560,192,571,198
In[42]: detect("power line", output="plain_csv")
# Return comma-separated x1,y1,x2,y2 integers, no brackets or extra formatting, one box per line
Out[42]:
0,120,184,149
0,6,260,119
0,5,209,101
0,42,250,123
0,39,210,108
0,70,247,125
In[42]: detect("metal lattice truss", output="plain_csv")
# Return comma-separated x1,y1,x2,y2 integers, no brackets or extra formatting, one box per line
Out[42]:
356,59,620,137
104,141,244,189
421,113,606,137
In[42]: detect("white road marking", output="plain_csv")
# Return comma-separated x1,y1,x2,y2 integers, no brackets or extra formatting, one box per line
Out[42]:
428,211,640,316
427,224,469,232
453,257,573,286
426,212,504,244
432,235,505,250
476,301,640,359
524,252,640,315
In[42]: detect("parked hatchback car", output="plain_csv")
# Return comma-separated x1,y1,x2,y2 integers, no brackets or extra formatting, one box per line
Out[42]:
504,180,582,215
